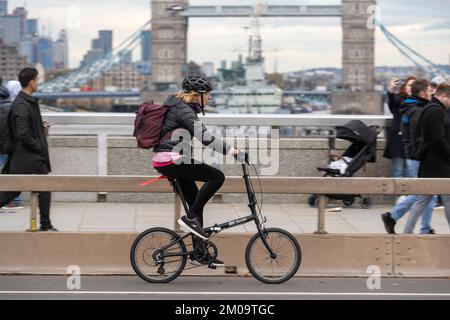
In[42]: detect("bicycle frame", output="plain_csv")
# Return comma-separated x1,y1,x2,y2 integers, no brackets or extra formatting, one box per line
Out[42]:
157,162,276,261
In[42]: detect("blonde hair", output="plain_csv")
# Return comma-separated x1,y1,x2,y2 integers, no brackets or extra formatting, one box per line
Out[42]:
175,91,201,104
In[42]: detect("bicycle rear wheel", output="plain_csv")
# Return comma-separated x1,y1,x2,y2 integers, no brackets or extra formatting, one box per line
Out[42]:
130,227,187,283
245,228,302,284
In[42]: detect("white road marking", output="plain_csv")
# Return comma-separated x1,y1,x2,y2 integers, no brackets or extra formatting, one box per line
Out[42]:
0,291,449,297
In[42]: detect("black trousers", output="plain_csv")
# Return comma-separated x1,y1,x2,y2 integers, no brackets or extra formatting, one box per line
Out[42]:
0,191,52,228
156,162,225,227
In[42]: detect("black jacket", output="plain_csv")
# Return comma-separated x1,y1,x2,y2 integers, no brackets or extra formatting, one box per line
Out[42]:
419,97,450,178
154,94,231,157
399,95,429,115
2,91,51,175
0,85,10,111
398,95,429,159
383,92,406,159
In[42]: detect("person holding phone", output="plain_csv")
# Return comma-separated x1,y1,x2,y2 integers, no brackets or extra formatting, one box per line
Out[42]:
383,76,416,178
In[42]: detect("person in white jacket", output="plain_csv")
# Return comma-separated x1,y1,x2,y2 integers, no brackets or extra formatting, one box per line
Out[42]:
6,81,22,101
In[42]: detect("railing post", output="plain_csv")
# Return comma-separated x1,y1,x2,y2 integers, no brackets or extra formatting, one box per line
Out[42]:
27,192,39,232
97,133,108,202
314,195,328,234
174,194,181,232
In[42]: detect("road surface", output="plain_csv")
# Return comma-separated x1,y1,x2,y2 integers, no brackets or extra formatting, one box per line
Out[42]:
0,276,449,300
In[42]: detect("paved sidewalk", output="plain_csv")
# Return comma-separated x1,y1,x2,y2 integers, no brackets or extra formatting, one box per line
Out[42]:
1,202,449,234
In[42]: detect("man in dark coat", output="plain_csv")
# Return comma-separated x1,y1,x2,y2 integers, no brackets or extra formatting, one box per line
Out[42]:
404,83,450,233
0,68,57,232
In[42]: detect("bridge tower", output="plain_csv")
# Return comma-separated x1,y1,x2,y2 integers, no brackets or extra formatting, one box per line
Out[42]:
333,0,381,114
145,0,188,102
341,0,376,92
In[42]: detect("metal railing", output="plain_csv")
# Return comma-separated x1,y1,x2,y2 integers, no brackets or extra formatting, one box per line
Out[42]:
1,175,448,233
42,113,393,176
44,113,392,128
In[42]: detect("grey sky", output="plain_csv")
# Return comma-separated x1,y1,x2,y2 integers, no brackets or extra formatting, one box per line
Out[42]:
8,0,450,72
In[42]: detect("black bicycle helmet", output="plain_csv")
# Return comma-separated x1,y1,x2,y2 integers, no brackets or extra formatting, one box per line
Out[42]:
182,74,213,93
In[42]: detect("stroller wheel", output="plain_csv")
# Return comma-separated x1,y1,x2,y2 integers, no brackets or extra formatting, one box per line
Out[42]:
308,195,318,208
343,199,354,207
360,197,372,209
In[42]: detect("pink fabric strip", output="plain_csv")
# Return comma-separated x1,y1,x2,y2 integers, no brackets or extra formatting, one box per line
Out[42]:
152,160,174,168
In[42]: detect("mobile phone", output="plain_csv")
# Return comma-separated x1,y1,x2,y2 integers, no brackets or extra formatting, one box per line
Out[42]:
396,79,406,86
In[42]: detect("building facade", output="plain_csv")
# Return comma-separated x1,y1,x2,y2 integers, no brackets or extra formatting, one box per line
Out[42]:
37,37,53,71
0,39,28,81
0,15,20,45
140,30,152,62
98,30,113,55
27,19,38,37
91,62,146,91
53,29,69,70
0,1,7,16
81,30,113,68
12,6,27,39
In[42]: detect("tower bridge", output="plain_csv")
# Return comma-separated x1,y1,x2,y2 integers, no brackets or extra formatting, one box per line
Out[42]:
150,0,375,95
38,1,449,114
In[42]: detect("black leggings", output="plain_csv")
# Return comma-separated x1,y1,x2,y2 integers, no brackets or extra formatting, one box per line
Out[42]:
156,163,225,227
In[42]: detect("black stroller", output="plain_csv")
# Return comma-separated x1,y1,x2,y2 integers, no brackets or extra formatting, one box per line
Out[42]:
308,120,379,209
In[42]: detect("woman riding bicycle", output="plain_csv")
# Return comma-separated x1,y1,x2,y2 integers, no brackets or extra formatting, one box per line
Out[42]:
153,74,240,267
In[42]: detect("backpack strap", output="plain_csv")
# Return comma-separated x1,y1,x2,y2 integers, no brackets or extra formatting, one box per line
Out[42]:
158,105,176,141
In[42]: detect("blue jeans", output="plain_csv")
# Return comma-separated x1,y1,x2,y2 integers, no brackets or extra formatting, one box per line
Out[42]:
0,154,22,205
392,195,437,234
0,154,7,168
405,195,450,234
391,159,434,234
391,158,419,178
405,159,420,178
391,157,408,178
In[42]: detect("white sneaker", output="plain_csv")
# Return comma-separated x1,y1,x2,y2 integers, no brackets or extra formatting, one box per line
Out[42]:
190,258,225,267
1,204,24,210
178,216,209,240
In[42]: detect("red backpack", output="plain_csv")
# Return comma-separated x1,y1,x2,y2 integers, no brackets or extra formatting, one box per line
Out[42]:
133,101,171,149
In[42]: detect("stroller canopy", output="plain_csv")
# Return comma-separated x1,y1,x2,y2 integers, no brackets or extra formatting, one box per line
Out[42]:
335,120,378,145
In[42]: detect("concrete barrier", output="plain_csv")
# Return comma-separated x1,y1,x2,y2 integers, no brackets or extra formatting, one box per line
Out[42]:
0,232,448,277
393,236,450,277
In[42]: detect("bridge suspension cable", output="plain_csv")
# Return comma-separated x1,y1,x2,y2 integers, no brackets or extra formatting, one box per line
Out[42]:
40,20,152,93
377,22,449,81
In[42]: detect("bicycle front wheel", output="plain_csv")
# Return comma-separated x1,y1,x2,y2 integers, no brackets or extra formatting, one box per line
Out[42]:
130,227,187,283
245,228,302,284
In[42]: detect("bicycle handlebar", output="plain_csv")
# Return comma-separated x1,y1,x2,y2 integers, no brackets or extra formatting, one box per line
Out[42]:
235,151,250,164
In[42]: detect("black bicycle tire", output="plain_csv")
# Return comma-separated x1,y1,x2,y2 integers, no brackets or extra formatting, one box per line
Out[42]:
130,227,187,284
245,228,302,284
343,199,355,207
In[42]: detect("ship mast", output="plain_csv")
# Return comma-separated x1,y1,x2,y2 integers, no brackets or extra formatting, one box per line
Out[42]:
245,11,266,87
